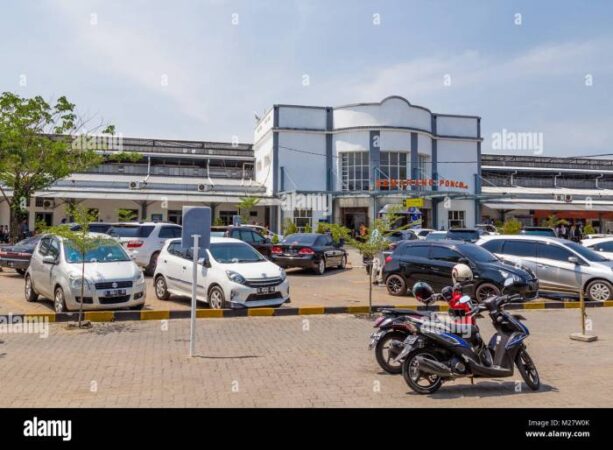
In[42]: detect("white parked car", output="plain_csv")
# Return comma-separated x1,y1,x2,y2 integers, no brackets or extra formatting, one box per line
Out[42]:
411,228,435,239
107,222,182,275
582,237,613,260
153,237,290,309
25,234,146,312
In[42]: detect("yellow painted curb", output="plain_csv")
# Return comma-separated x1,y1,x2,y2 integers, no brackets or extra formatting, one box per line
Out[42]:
299,306,325,315
196,309,223,318
523,302,547,310
438,304,450,312
25,313,56,323
604,301,613,307
393,304,415,309
85,311,114,322
346,306,371,314
564,302,581,309
248,308,275,317
140,310,170,320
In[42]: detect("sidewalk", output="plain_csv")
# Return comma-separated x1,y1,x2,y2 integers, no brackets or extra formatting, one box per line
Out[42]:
0,309,611,407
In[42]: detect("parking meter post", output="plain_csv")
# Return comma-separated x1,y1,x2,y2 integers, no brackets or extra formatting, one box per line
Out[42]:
189,234,200,357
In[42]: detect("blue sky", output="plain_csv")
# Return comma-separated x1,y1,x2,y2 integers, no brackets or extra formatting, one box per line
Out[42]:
1,0,612,155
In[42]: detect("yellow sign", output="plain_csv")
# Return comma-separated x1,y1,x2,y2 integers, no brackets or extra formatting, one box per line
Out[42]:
403,198,424,208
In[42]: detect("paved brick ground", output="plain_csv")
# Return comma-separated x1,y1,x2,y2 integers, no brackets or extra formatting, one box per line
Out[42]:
0,309,610,407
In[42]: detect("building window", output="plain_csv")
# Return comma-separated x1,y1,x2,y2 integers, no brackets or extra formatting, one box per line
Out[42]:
379,152,408,190
219,210,237,226
340,152,369,191
293,209,312,232
416,154,431,191
167,210,182,225
448,210,465,229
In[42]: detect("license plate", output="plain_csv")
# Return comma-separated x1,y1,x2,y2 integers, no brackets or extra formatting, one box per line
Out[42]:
257,286,276,295
104,289,127,297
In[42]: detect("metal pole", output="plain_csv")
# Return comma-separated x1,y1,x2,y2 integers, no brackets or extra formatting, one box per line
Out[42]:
189,234,200,357
580,288,586,335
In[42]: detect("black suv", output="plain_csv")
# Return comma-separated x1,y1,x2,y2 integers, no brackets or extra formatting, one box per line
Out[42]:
382,240,539,302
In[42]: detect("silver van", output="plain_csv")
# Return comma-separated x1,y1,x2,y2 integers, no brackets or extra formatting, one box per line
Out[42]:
476,235,613,301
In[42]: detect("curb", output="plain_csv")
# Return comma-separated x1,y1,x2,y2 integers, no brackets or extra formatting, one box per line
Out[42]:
1,300,613,324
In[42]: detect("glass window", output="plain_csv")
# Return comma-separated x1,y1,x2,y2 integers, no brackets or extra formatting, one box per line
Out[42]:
159,226,181,238
430,246,462,262
398,245,430,258
49,238,60,259
108,225,154,238
63,239,130,263
251,231,266,243
591,241,613,252
481,239,504,254
416,154,431,192
38,237,51,256
501,240,537,258
340,151,369,191
240,229,255,243
378,151,408,191
562,241,608,262
208,243,265,264
281,234,318,245
457,244,498,263
536,243,574,262
293,209,312,232
448,211,465,228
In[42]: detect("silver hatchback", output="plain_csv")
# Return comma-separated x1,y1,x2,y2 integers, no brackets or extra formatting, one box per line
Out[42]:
476,235,613,301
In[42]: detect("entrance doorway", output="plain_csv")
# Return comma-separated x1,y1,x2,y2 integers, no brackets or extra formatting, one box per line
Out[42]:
34,212,53,228
342,207,368,237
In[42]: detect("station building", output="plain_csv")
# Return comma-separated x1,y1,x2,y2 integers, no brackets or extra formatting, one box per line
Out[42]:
254,95,482,234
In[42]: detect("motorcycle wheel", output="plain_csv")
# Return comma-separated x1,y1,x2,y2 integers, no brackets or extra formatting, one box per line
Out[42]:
515,349,540,391
375,331,406,374
402,349,444,394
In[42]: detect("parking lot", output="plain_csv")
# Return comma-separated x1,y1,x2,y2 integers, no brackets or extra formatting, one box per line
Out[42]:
0,308,610,407
0,248,562,315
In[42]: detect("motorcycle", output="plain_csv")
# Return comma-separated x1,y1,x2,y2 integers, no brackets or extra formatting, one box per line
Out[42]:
370,283,467,374
396,277,540,394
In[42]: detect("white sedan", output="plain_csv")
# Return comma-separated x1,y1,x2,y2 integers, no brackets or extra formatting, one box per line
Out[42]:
582,237,613,260
153,237,290,309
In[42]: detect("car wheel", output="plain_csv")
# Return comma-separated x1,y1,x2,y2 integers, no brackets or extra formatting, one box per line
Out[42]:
24,275,38,302
475,282,500,302
337,255,347,270
314,258,326,275
16,268,26,276
208,285,226,309
54,286,68,313
144,252,159,276
586,279,613,301
154,275,170,300
386,274,407,296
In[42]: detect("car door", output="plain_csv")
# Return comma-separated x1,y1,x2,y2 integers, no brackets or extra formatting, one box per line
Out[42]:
428,245,463,290
39,237,61,299
535,242,584,293
395,244,432,289
160,241,185,292
30,237,51,297
498,240,538,275
249,230,272,258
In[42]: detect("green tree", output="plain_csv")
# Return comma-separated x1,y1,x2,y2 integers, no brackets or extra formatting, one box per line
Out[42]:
583,223,596,235
283,218,297,236
42,205,107,327
502,218,522,235
213,216,224,226
304,222,312,233
0,92,140,243
117,208,138,222
238,196,260,224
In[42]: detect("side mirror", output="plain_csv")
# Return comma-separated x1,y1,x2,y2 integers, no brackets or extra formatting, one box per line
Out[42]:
504,277,514,288
458,295,472,305
568,256,579,264
42,255,57,265
200,258,212,268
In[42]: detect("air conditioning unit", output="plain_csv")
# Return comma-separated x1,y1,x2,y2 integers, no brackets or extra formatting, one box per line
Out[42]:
565,194,573,203
197,183,209,192
129,181,141,190
554,194,565,202
42,199,55,209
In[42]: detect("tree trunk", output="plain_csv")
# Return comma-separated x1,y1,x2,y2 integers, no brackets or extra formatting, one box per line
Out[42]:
368,261,373,317
9,201,26,244
78,258,85,327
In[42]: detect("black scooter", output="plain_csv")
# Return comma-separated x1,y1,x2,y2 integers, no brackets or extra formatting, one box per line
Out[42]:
396,278,540,394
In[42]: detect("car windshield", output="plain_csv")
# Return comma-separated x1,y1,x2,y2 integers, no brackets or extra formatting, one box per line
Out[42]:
15,236,40,248
458,244,499,262
427,233,446,240
564,241,609,262
209,243,265,263
447,230,479,240
522,229,555,236
108,225,154,238
281,234,318,245
63,239,131,263
210,231,225,237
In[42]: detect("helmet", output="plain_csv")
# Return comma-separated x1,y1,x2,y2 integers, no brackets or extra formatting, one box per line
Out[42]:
412,282,435,304
452,263,473,284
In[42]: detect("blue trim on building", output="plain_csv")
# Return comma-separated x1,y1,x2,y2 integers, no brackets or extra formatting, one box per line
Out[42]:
410,132,418,192
326,107,333,192
369,130,381,191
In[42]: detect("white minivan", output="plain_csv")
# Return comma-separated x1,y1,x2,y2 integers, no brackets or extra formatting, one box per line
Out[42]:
153,237,290,308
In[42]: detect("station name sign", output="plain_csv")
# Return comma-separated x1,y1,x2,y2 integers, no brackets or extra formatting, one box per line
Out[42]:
375,178,469,190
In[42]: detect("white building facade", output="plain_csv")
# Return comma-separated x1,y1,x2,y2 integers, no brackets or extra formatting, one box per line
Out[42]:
254,96,482,233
